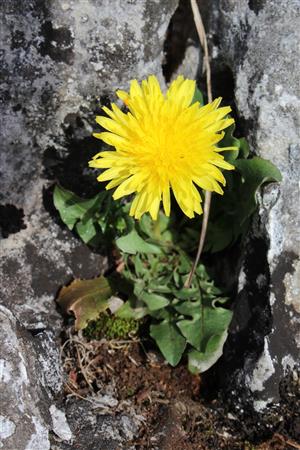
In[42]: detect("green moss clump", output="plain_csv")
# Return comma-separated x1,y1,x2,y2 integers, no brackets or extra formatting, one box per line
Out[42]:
83,312,139,340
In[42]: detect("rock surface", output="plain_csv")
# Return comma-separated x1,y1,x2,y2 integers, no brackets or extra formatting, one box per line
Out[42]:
207,0,300,407
0,306,51,450
50,400,143,450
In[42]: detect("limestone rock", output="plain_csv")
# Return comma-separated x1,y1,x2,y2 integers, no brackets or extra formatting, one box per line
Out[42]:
51,400,143,450
207,0,300,406
34,330,63,395
0,306,51,450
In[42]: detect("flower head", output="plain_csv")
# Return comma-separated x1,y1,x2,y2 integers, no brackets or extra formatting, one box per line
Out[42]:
89,75,236,220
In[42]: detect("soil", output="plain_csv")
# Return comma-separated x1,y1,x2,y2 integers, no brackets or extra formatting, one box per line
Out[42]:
61,328,300,450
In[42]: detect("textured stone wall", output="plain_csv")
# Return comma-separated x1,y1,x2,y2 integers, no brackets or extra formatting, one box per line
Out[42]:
207,0,300,408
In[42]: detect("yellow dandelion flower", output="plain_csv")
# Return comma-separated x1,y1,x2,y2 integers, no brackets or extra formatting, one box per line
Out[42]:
89,75,236,220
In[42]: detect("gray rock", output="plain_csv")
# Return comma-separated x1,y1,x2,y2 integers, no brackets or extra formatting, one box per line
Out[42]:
34,330,63,396
0,305,51,450
171,43,201,82
49,405,73,443
0,205,107,330
50,400,142,450
207,0,300,406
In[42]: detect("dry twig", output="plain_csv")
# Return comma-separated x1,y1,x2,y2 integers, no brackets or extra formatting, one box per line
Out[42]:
185,0,213,288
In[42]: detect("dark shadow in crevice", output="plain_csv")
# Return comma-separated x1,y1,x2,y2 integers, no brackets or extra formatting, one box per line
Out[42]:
0,204,26,238
195,219,275,445
162,0,199,82
210,64,255,140
248,0,266,15
202,218,272,401
43,136,100,198
27,327,47,337
42,95,110,201
42,135,101,226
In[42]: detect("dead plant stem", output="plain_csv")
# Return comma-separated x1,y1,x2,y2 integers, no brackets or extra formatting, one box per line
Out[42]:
185,0,212,288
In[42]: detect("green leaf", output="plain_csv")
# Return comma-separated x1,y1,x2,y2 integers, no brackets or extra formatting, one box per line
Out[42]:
234,156,282,186
53,185,105,230
116,299,149,320
174,300,201,317
238,137,250,159
133,254,147,277
177,317,202,350
150,321,186,366
177,253,192,274
133,280,145,297
198,305,232,341
146,283,172,294
204,156,282,253
76,217,98,244
177,303,232,354
148,308,172,320
218,124,240,164
139,291,170,311
116,229,162,254
57,275,113,330
188,330,229,373
139,212,171,243
234,156,282,221
172,287,199,300
191,87,204,106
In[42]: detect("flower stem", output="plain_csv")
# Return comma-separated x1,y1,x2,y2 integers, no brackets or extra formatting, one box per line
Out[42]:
184,191,211,288
185,0,213,288
190,0,212,103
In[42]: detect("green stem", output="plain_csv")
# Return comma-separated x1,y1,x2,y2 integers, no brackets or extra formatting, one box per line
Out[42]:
153,214,161,240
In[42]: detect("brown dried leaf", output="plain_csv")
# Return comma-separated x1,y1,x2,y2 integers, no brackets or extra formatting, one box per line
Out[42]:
57,275,112,330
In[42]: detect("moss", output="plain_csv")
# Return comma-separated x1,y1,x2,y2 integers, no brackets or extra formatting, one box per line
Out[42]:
83,312,139,340
125,387,136,398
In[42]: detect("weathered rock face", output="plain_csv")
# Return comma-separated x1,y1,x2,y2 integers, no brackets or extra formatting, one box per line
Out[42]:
206,0,300,407
51,400,143,450
0,306,51,450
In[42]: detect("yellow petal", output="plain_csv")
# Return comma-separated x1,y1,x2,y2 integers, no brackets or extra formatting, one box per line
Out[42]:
209,157,235,170
96,116,128,137
162,184,171,217
97,132,128,148
194,176,224,194
112,174,142,199
116,90,130,105
130,79,143,99
167,76,196,109
106,176,128,190
97,167,128,182
149,196,161,220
